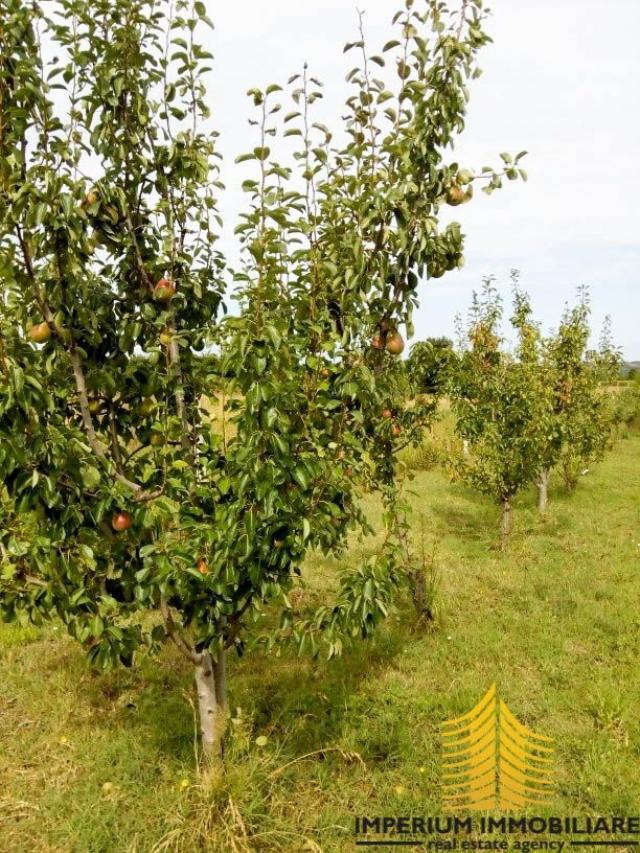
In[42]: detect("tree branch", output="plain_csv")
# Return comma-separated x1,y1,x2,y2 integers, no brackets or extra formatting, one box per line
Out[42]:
167,325,194,456
108,404,124,473
159,594,202,664
224,595,254,649
15,224,54,324
69,348,162,501
122,208,154,292
15,223,163,503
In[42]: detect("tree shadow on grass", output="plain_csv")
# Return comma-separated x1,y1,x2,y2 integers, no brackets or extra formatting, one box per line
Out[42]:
122,618,409,763
232,623,408,755
101,653,198,763
428,481,581,547
8,613,408,771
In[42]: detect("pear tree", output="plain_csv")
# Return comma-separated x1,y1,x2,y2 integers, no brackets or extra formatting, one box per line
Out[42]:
0,0,522,767
449,276,551,543
539,293,620,503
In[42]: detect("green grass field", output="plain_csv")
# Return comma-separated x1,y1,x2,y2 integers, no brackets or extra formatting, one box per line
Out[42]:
1,433,639,853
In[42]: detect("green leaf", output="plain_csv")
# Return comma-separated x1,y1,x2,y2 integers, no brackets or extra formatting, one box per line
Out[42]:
293,467,309,490
80,465,101,491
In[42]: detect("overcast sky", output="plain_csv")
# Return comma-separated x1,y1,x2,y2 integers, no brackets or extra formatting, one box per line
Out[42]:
205,0,639,357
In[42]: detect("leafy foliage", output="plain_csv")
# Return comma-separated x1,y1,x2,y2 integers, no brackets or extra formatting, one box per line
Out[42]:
614,376,640,431
0,0,522,724
449,275,551,532
542,299,621,490
449,276,621,537
407,337,454,395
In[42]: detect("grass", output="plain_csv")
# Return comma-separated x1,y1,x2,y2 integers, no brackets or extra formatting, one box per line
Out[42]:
1,433,639,852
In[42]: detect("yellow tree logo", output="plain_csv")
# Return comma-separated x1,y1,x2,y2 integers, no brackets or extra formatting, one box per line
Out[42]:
441,684,554,811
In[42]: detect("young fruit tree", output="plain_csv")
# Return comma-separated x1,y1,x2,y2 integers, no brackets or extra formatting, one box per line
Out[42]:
542,296,620,497
449,276,552,544
0,0,522,769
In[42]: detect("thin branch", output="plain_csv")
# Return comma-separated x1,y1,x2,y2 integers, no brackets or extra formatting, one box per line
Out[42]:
122,208,154,292
167,327,193,454
22,204,164,501
224,595,254,649
70,350,126,471
159,594,202,665
126,130,194,459
124,443,149,464
357,10,378,173
456,0,470,39
69,348,162,501
220,380,228,455
108,404,124,473
15,224,54,323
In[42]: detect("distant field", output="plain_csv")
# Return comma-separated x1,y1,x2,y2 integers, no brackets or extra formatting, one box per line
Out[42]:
1,431,639,852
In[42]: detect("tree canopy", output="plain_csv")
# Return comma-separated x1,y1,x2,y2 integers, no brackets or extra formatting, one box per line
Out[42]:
0,0,523,761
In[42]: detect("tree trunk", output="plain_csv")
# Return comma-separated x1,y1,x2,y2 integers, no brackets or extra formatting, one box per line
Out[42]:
213,648,228,758
500,497,513,547
408,566,434,622
194,650,228,771
537,469,549,513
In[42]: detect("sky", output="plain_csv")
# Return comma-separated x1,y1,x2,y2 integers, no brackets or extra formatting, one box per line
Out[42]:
204,0,640,359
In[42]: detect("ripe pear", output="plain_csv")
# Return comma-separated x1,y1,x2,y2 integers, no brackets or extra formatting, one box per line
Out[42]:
28,322,52,344
112,511,132,532
385,332,405,356
446,186,467,206
139,398,156,418
154,278,176,302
